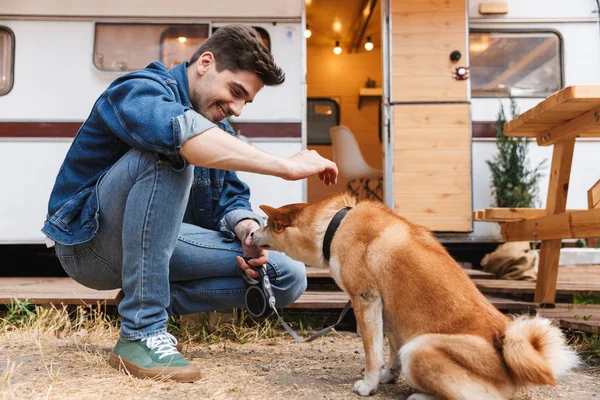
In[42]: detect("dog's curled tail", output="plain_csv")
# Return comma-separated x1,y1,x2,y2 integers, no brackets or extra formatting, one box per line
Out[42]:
502,315,580,385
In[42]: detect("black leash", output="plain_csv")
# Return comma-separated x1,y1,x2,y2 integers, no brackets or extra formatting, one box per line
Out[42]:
273,299,352,343
243,206,354,342
242,262,352,342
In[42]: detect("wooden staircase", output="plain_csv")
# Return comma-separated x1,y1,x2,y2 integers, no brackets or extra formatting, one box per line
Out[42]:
2,265,600,333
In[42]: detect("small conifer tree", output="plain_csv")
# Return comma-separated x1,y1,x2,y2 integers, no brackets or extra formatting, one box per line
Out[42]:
486,98,546,208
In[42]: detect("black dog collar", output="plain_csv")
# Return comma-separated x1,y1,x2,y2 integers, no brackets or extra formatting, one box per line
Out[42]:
322,206,352,261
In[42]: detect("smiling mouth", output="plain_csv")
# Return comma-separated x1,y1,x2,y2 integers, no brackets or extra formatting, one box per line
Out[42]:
216,103,228,120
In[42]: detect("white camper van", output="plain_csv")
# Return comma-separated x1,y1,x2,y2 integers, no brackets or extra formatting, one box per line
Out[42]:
1,0,600,261
0,0,306,248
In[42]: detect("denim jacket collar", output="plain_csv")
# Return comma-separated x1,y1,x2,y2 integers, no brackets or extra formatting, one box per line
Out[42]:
167,62,193,109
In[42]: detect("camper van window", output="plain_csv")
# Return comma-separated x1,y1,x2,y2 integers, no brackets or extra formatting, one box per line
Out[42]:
307,98,340,145
94,23,209,72
470,31,562,98
0,27,14,96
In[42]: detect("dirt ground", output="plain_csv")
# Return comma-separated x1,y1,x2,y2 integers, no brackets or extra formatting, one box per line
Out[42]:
1,328,600,400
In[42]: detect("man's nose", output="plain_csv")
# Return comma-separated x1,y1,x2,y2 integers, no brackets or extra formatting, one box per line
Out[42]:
229,100,244,117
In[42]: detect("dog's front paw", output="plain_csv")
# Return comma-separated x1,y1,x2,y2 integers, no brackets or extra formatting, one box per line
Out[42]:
407,393,438,400
352,380,377,396
379,368,396,384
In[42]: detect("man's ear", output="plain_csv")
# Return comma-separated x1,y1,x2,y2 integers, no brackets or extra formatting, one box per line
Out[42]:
197,52,215,75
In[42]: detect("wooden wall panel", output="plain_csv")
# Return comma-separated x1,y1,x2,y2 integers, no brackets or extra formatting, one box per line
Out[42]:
390,0,470,232
390,0,468,102
394,104,472,232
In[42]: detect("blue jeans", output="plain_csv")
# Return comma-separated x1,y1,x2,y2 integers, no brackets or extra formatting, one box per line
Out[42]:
55,149,307,340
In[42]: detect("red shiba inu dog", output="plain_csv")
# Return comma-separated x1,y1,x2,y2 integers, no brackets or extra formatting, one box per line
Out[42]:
250,193,579,400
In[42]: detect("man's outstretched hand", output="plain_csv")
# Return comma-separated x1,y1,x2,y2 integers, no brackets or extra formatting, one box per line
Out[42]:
282,149,338,185
234,219,268,279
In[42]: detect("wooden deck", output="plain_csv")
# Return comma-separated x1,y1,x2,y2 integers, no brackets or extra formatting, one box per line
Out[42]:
537,304,600,334
473,265,600,299
0,267,497,306
1,265,599,333
0,277,121,305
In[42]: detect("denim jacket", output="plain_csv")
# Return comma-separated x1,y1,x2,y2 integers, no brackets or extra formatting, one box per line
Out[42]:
42,62,262,245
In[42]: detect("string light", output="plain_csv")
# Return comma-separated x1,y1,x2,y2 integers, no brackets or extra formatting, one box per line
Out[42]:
333,40,342,55
364,36,373,51
178,37,187,43
304,24,312,38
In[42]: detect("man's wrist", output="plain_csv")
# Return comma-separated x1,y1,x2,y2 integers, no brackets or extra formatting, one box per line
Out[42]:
272,157,290,179
234,218,260,240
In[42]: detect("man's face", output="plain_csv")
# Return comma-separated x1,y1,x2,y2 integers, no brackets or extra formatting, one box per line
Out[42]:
190,53,263,123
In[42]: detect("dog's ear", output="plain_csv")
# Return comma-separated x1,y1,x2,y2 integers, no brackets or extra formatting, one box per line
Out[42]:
260,205,279,218
260,205,295,232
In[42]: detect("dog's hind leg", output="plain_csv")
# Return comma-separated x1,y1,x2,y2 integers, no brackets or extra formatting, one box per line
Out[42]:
351,290,384,396
399,335,512,400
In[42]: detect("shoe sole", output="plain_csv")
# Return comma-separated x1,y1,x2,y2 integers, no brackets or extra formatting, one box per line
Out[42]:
109,352,202,382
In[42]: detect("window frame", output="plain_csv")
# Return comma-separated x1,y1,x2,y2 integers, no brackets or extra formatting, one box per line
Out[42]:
0,26,15,96
92,21,211,73
469,28,565,99
158,24,212,68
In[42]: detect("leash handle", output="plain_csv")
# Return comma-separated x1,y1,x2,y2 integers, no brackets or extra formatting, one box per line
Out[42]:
242,257,352,342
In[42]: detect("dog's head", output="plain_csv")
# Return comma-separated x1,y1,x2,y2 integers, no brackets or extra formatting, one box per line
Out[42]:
251,202,320,265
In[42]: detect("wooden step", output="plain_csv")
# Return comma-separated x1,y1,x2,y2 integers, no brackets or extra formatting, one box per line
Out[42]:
0,277,120,305
287,290,536,314
537,304,600,334
306,266,496,280
473,278,600,297
4,277,600,333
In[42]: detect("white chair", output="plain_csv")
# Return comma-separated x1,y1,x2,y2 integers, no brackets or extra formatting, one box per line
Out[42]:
329,125,383,201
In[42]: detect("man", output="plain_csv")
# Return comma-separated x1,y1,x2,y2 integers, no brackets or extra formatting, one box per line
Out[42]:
42,24,337,382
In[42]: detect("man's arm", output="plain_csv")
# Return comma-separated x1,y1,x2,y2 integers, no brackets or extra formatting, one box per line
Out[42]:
101,75,216,158
181,128,338,185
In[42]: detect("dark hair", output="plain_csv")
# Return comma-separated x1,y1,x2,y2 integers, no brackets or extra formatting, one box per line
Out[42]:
189,24,285,86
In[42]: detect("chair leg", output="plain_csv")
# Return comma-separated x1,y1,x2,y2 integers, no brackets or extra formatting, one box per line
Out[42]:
347,179,361,199
364,178,383,202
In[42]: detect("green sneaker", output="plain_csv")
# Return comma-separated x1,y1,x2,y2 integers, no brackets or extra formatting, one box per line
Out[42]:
109,333,202,382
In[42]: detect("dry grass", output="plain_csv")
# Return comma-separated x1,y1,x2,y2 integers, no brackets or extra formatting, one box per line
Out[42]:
171,310,284,346
0,301,599,400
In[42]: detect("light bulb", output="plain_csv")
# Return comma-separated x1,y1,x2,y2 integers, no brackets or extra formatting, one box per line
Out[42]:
304,24,312,38
364,36,373,51
178,37,187,43
333,41,342,55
